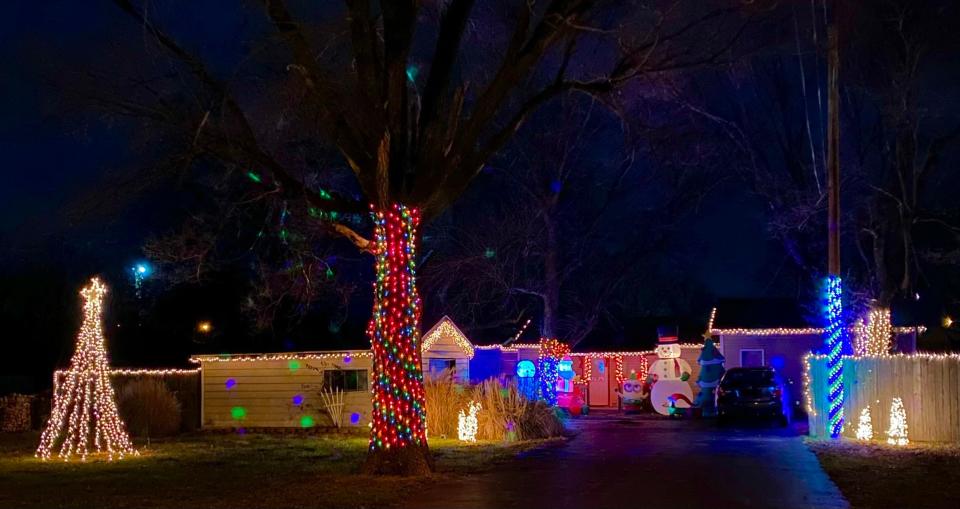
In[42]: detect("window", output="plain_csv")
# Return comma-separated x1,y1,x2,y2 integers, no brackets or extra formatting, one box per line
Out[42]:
323,369,368,392
740,349,765,368
428,359,457,377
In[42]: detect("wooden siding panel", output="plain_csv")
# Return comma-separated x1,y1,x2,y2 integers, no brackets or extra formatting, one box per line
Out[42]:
199,358,373,429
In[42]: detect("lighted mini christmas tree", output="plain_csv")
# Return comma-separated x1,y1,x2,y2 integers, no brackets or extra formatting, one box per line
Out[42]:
457,400,481,443
886,397,909,446
36,277,136,461
855,406,873,441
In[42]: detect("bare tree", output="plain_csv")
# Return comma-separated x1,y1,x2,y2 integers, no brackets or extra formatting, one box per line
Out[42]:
423,95,721,346
669,0,960,314
845,0,960,305
71,0,762,474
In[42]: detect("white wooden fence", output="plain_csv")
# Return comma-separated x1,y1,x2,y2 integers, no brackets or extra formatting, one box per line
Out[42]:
807,354,960,442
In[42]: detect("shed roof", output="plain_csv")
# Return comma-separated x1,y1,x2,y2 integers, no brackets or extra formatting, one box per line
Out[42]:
421,316,475,358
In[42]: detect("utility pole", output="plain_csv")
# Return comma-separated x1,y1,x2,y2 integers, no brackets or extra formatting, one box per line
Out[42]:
823,0,846,440
826,0,841,276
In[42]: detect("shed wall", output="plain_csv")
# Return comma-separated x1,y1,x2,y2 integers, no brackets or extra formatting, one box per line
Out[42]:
200,357,373,429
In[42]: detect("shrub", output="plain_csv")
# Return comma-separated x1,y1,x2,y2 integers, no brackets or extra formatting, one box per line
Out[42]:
118,378,182,438
424,373,565,441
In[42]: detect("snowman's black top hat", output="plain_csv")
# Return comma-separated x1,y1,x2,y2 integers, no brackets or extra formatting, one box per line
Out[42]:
657,325,678,344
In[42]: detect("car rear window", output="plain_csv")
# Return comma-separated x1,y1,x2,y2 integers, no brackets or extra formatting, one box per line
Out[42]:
722,369,775,386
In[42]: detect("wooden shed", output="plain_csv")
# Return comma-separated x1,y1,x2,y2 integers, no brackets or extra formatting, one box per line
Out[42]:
191,351,374,429
421,316,475,384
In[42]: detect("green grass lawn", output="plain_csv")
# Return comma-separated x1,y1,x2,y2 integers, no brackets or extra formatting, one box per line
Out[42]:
0,431,562,508
807,439,960,509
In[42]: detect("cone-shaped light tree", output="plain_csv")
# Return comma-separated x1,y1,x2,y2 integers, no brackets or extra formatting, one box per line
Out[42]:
103,0,757,474
36,278,136,461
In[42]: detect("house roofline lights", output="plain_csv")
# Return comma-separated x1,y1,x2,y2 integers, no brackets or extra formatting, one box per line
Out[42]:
189,350,373,363
710,325,925,336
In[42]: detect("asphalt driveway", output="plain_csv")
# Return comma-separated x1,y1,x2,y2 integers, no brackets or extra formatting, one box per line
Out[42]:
411,413,848,509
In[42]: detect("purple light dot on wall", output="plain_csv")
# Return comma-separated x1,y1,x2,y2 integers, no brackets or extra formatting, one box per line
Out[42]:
292,394,304,405
225,378,236,389
350,412,361,425
343,355,352,364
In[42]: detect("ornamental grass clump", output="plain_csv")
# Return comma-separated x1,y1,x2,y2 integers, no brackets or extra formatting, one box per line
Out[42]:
424,373,565,441
118,377,182,438
471,379,565,441
424,369,468,439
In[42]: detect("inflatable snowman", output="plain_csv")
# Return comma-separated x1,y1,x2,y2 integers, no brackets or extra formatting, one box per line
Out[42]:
648,333,694,415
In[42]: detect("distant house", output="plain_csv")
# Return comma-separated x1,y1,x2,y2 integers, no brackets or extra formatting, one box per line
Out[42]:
191,316,716,429
709,298,924,416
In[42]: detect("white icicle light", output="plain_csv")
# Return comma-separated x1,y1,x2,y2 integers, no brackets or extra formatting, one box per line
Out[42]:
886,397,909,446
457,400,481,443
36,278,138,462
855,406,873,441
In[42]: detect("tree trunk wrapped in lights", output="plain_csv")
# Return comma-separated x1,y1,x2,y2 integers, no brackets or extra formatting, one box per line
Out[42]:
362,204,433,475
36,278,137,461
536,338,570,407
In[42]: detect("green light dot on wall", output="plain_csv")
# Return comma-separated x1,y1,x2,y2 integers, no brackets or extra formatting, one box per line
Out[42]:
231,406,247,420
288,359,301,372
300,416,315,428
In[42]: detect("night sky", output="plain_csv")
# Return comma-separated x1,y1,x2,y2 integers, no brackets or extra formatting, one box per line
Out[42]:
2,1,957,391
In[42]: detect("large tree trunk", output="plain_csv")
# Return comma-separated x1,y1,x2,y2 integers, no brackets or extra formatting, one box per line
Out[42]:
361,203,434,475
542,214,560,339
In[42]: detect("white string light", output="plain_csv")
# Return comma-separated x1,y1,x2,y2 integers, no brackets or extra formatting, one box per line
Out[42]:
707,307,717,333
569,344,703,358
36,278,138,462
420,317,475,359
190,351,372,363
53,368,200,395
506,319,532,344
852,307,893,357
711,325,923,336
886,397,909,446
803,353,817,416
457,400,481,443
474,343,540,351
855,406,873,441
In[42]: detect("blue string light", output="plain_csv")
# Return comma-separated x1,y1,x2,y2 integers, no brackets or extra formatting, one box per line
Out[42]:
536,357,560,406
823,275,846,438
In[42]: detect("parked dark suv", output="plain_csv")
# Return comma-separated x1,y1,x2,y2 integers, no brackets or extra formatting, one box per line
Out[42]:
716,367,787,425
